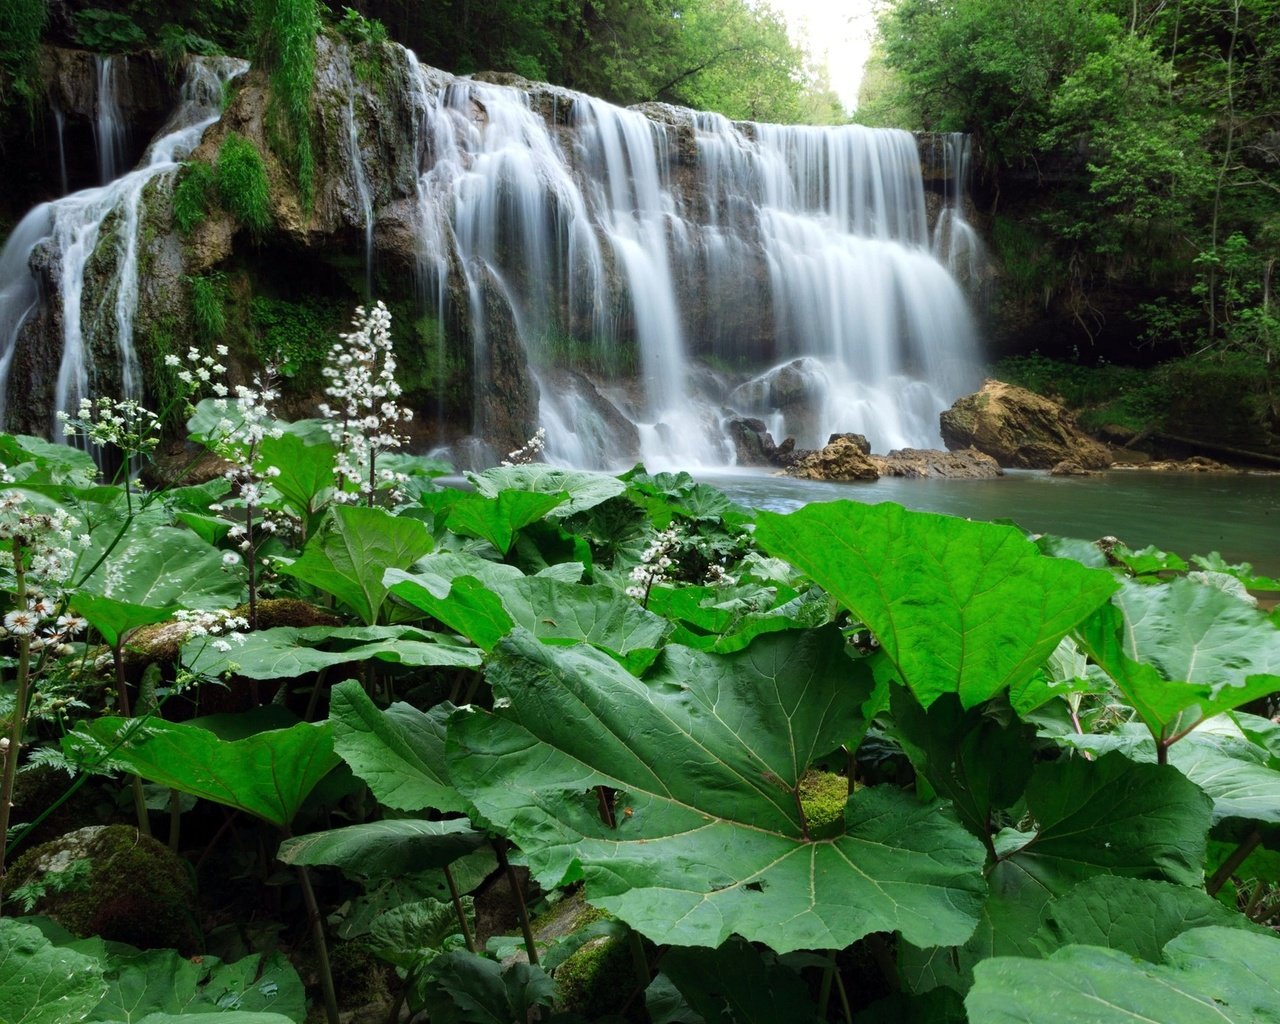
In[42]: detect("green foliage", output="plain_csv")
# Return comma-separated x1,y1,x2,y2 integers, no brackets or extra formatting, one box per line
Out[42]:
74,718,340,828
336,5,386,45
0,920,105,1024
248,294,341,383
7,857,91,913
172,160,216,236
74,8,148,51
254,0,320,203
215,134,272,238
993,354,1166,434
188,272,227,341
0,0,46,123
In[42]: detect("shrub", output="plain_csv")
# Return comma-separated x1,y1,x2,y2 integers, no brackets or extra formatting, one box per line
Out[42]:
189,273,227,341
254,0,320,204
215,134,272,238
0,0,46,120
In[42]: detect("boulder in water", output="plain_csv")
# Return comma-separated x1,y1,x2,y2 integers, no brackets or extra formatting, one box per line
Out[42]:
871,447,1001,479
940,379,1112,469
784,436,879,482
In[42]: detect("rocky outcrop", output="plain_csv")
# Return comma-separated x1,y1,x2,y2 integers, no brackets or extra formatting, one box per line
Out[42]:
871,447,1002,479
784,436,879,482
1109,456,1236,473
940,379,1113,469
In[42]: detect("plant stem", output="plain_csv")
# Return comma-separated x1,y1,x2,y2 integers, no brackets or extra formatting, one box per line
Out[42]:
627,929,650,989
112,640,152,838
1207,828,1264,897
817,956,834,1019
443,864,477,954
494,838,538,965
168,790,182,852
290,851,340,1024
833,962,853,1024
0,541,30,909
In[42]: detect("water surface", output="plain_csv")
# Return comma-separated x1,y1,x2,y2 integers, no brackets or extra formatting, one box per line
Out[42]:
705,469,1280,577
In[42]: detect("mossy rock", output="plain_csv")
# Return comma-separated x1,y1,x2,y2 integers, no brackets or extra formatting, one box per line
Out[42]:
554,932,640,1020
327,939,392,1013
10,765,116,850
7,825,202,954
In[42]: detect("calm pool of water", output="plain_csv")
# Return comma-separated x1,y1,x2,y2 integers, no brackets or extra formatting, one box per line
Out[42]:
703,469,1280,577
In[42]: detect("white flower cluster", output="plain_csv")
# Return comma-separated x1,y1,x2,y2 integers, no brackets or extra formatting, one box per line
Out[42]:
56,396,162,457
0,492,86,602
501,427,547,467
317,301,412,503
625,526,680,601
172,608,249,653
168,345,229,398
1,606,87,655
704,563,737,587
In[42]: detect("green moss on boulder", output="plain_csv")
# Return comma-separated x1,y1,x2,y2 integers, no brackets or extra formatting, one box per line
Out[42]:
7,825,202,954
798,769,848,839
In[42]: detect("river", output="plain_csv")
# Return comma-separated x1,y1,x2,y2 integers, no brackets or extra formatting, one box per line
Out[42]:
705,468,1280,577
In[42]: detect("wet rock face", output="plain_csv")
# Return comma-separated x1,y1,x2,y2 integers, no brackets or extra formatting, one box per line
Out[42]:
940,379,1113,469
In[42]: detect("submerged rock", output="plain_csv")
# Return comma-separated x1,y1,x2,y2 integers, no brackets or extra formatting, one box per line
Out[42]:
871,447,1001,479
940,379,1112,469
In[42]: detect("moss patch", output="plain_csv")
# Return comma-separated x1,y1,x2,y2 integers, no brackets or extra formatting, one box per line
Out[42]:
8,825,202,954
798,769,848,839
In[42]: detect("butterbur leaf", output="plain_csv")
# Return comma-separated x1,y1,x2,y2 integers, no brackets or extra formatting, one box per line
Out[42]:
1075,576,1280,746
754,502,1117,707
73,718,339,828
277,819,484,878
891,691,1035,847
184,624,481,680
657,938,822,1024
329,680,469,814
1033,876,1264,961
278,505,432,625
445,490,568,554
966,926,1280,1024
85,947,305,1022
448,628,987,952
903,752,1215,992
256,431,335,534
0,919,105,1024
470,465,625,515
368,898,471,970
385,571,514,651
419,952,556,1024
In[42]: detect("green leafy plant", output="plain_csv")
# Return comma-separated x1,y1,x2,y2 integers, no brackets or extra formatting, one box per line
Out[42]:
215,134,272,238
73,8,147,51
172,160,216,235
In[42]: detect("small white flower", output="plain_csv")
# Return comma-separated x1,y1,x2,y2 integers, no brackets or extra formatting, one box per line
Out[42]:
4,610,39,635
222,551,242,566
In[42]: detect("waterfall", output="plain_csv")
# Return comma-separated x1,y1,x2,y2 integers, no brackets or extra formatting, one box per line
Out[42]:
94,56,128,185
400,60,980,467
0,56,248,437
343,93,375,298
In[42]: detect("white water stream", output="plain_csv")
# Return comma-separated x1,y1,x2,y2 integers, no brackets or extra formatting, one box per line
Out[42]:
0,56,246,437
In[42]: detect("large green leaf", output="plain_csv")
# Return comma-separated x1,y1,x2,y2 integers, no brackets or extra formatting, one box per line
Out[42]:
73,718,339,828
966,926,1280,1024
1075,577,1280,746
85,947,304,1022
72,526,246,643
445,491,568,554
277,819,484,878
277,505,432,625
329,680,469,814
184,624,482,680
0,919,106,1024
256,432,335,534
368,897,470,970
470,465,625,516
419,952,557,1024
656,938,822,1024
386,571,514,651
891,691,1036,847
904,752,1215,992
448,628,987,952
754,502,1117,707
1032,876,1264,961
1065,724,1280,826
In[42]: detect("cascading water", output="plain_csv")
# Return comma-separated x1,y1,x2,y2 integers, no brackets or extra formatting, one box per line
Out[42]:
94,56,128,185
0,56,248,437
399,57,981,468
343,91,376,298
